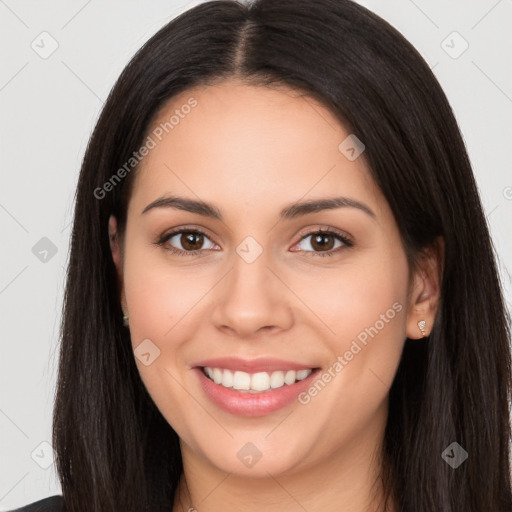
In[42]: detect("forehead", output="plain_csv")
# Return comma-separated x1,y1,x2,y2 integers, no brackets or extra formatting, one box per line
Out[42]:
129,80,384,220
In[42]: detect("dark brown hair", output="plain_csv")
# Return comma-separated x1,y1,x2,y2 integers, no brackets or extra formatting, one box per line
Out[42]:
53,1,512,510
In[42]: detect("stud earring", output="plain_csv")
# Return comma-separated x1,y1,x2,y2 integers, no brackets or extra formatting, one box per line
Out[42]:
122,312,129,327
417,320,426,337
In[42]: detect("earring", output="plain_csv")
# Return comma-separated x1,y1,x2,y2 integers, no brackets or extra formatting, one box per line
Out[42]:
122,312,129,327
417,320,426,337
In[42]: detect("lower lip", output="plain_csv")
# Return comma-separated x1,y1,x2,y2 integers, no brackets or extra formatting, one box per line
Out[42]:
194,367,320,417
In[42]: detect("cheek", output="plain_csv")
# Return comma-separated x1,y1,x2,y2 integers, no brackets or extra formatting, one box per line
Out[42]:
121,244,200,389
292,256,408,349
121,246,205,434
122,242,209,344
292,263,408,446
297,251,409,402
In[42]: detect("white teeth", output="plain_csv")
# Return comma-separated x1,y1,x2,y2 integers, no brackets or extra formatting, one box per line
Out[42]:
284,370,296,385
213,368,223,384
233,371,250,390
203,367,313,392
296,369,311,380
270,371,285,389
251,372,270,391
223,369,234,388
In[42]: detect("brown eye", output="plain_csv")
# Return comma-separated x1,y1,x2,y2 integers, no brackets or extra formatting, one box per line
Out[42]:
293,229,353,257
158,229,217,255
180,232,205,251
310,233,336,251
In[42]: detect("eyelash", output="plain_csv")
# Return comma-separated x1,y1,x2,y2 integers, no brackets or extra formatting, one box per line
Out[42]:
155,227,354,258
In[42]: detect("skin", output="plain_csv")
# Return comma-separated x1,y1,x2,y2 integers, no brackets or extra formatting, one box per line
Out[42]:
109,80,442,512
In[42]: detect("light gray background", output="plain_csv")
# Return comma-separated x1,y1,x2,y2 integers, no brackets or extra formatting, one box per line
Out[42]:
1,0,511,508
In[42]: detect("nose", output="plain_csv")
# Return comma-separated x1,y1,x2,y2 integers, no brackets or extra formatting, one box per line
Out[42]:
210,249,294,339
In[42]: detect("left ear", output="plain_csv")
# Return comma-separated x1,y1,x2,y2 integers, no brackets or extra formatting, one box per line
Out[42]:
406,236,444,339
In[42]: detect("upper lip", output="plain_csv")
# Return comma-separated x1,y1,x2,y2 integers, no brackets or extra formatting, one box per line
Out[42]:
193,357,318,373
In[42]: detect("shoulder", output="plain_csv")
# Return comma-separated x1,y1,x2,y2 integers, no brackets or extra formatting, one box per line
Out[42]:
7,495,64,512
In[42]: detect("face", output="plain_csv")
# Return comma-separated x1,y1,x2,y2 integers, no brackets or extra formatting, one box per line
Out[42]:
109,80,437,479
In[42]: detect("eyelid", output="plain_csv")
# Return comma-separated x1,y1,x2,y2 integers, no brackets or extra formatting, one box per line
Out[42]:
294,225,354,246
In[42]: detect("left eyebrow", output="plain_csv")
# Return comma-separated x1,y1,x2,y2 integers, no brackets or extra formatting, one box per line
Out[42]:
279,197,376,220
141,195,376,220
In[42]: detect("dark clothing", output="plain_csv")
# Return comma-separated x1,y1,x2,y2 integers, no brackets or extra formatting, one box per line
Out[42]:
7,495,64,512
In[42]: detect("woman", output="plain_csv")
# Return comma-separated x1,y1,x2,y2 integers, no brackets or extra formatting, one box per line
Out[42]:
11,0,512,511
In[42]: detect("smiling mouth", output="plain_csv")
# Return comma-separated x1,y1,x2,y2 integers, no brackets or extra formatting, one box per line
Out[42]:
201,366,318,393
